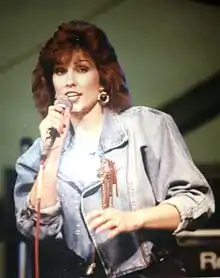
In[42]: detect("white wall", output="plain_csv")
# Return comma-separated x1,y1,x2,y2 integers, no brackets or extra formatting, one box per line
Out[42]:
1,0,220,176
1,0,220,172
94,0,220,107
185,115,220,163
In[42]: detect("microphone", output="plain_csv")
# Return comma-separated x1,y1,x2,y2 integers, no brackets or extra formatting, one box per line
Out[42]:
41,96,72,161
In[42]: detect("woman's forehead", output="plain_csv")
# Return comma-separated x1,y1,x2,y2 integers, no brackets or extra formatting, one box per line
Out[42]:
55,48,94,65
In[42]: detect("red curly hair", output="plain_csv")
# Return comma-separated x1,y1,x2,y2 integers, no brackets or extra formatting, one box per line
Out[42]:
32,20,132,117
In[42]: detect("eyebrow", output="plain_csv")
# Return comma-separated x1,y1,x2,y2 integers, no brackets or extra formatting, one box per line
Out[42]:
54,59,92,67
75,59,92,64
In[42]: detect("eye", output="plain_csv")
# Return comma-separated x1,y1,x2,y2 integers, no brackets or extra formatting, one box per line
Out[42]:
53,66,67,75
76,65,89,73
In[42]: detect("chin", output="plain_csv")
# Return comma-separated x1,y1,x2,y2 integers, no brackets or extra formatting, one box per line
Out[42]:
71,105,89,116
71,103,84,112
71,102,100,116
71,108,84,117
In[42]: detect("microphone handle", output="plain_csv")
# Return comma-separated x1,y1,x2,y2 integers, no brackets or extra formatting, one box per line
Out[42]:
40,95,72,162
41,127,60,162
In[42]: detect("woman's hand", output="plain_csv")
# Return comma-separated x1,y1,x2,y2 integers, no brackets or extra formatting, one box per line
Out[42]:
39,105,70,150
87,208,143,239
29,105,71,209
87,204,181,239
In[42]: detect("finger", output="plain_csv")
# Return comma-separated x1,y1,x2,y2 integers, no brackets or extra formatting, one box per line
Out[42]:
88,215,108,231
48,110,64,121
48,105,64,114
48,106,67,124
47,107,67,126
103,208,115,217
87,208,116,226
96,220,118,234
47,105,54,112
46,118,64,134
108,228,120,239
64,107,70,118
53,105,66,114
86,210,103,222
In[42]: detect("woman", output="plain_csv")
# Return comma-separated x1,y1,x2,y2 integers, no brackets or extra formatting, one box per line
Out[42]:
14,20,214,278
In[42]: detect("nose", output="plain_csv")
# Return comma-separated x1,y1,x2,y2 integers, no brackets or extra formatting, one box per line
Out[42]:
66,70,76,88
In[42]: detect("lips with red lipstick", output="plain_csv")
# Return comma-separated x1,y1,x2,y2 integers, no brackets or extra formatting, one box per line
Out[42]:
65,91,82,102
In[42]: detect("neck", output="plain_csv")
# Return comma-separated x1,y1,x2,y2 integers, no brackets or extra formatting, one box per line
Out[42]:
70,103,104,137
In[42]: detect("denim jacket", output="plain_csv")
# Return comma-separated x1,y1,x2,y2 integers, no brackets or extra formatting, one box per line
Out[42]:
14,106,215,278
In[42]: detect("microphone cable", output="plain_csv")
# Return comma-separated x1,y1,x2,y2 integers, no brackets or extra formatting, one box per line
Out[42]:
35,157,46,278
34,95,72,278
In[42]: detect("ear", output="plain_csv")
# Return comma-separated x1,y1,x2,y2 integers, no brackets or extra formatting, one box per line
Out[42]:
99,86,104,91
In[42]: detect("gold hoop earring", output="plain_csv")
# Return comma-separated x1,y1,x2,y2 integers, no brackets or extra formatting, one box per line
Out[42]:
98,91,109,106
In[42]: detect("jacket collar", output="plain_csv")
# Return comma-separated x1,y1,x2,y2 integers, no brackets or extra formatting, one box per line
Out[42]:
99,108,128,153
63,108,128,153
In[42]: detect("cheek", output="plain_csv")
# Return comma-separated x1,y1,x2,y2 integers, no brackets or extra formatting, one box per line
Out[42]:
52,76,57,89
52,76,63,91
85,74,100,91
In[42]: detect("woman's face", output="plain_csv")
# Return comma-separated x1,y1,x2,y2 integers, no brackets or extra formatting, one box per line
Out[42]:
52,49,102,116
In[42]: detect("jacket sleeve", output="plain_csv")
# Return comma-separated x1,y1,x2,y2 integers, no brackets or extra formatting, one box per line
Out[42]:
13,138,63,239
148,112,215,234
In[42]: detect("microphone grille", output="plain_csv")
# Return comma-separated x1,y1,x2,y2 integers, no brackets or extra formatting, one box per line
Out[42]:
54,96,72,110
